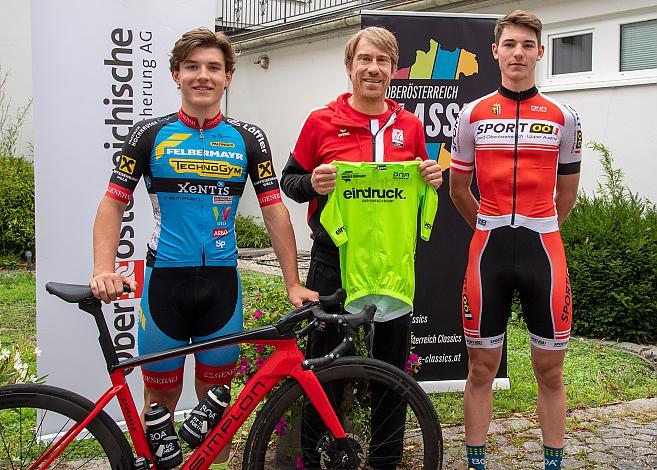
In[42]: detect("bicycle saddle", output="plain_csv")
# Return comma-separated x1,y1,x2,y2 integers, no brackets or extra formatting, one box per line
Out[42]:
45,282,93,303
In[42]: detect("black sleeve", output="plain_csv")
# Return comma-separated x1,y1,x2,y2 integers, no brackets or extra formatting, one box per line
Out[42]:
106,116,167,202
280,154,318,203
232,120,283,207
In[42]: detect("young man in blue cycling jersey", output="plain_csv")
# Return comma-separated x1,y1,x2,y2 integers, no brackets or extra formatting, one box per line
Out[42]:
90,28,317,466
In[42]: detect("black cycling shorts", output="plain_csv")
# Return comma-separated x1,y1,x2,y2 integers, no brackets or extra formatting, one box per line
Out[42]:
138,265,242,390
462,226,572,350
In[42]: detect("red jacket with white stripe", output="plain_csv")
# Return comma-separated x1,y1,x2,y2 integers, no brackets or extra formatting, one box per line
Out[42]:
281,92,428,265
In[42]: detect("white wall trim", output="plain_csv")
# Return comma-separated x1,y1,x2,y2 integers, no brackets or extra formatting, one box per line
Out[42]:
420,378,511,393
540,75,657,92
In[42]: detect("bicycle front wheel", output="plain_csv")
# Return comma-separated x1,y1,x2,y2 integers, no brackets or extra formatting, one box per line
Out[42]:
0,384,134,469
244,356,442,469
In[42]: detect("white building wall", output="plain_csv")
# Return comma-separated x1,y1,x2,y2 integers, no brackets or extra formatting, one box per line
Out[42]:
0,0,33,158
229,0,657,251
465,0,657,204
227,33,354,248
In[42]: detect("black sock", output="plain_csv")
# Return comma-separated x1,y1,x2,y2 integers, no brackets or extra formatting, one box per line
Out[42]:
466,444,486,469
544,445,563,469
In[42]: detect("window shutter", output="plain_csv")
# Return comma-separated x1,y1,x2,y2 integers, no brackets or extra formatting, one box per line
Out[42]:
620,19,657,72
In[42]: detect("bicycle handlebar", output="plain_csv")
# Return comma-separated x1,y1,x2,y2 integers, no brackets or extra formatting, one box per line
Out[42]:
301,303,376,370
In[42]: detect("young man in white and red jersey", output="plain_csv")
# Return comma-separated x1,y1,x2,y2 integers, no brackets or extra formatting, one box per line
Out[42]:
281,26,442,469
450,10,581,470
90,28,317,468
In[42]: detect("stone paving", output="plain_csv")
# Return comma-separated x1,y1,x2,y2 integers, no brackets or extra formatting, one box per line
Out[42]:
238,247,310,280
442,397,657,469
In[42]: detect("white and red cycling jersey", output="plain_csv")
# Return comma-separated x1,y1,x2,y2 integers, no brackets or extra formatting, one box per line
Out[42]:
452,86,581,350
451,85,582,233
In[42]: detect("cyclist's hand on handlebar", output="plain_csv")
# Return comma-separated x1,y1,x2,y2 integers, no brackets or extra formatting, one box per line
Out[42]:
90,271,136,304
286,283,319,307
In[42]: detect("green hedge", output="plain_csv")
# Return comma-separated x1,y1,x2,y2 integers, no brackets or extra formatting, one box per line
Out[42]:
561,143,657,344
235,214,271,248
0,155,34,256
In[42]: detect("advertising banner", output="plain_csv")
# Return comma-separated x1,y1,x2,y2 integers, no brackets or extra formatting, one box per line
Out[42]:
33,0,214,433
362,11,508,392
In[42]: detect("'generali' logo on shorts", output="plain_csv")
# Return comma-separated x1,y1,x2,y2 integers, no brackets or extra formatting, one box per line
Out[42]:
144,375,180,386
115,259,145,299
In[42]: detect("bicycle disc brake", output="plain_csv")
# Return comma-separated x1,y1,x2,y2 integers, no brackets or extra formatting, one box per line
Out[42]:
317,432,365,470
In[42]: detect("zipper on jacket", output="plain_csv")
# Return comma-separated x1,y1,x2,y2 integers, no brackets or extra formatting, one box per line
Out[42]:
511,94,520,226
369,108,399,162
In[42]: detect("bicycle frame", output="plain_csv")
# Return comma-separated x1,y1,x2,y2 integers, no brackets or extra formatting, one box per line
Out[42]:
36,296,349,470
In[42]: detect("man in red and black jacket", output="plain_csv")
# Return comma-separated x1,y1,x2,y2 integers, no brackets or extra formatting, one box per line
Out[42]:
281,26,442,469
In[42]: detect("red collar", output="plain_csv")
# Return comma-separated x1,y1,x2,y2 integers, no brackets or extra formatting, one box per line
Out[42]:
178,108,223,130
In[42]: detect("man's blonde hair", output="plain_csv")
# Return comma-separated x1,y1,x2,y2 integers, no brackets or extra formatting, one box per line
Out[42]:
344,26,399,71
494,10,543,46
170,28,236,73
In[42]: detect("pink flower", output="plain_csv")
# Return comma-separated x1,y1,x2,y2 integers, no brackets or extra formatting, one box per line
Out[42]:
405,353,421,375
295,455,305,469
238,357,250,374
256,344,265,354
255,357,265,368
274,417,288,436
253,309,263,319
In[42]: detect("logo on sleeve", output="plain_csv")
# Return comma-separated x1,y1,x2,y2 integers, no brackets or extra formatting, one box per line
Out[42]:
119,156,136,175
257,161,273,178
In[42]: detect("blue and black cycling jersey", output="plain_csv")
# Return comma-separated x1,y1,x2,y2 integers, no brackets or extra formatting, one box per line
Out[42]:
106,109,282,267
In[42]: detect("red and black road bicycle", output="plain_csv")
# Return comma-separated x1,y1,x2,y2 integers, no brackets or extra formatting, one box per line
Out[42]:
0,283,442,469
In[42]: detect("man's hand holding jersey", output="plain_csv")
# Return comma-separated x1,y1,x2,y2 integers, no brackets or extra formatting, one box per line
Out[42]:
417,158,443,189
311,164,338,195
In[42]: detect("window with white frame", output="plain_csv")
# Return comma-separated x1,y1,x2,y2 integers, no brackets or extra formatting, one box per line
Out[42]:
620,19,657,72
539,10,657,92
551,32,593,75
